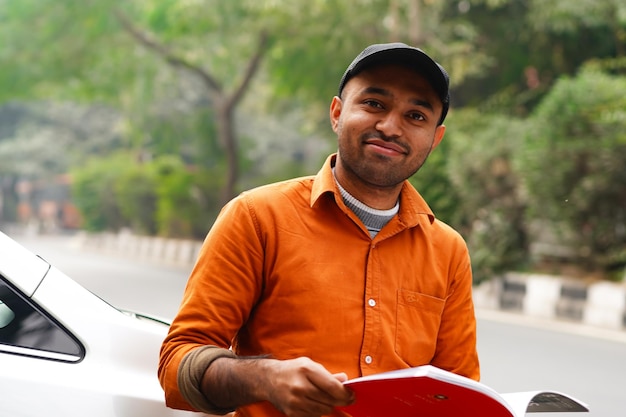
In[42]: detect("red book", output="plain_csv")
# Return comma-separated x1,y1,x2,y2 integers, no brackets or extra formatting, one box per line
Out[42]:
339,365,589,417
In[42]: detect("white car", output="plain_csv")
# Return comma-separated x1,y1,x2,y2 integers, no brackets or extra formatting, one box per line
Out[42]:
0,230,204,416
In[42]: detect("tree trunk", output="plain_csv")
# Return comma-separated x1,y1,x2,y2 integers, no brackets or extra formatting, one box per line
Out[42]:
408,0,423,46
388,0,400,42
215,99,238,207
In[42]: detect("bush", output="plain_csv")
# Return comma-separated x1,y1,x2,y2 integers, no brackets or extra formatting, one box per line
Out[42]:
71,152,223,238
409,132,462,227
114,162,158,235
71,154,128,232
517,68,626,276
443,110,529,283
152,155,221,239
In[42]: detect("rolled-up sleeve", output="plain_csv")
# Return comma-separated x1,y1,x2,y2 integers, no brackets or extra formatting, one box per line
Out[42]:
158,194,265,410
177,346,237,414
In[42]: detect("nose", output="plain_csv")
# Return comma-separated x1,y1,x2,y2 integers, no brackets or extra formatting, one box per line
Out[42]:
375,111,402,138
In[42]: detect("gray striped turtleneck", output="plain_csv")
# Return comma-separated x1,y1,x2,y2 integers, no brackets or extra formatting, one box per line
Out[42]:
333,169,399,238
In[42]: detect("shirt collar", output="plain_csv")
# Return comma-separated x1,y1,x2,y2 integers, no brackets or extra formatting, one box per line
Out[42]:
310,153,435,225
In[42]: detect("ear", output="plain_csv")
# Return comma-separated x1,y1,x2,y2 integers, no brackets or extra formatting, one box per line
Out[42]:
431,124,446,150
329,96,343,133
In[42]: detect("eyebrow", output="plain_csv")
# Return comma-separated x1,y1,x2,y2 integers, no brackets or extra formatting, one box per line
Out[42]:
361,86,434,111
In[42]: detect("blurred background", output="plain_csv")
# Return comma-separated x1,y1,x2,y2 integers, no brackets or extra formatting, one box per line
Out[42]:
0,0,625,286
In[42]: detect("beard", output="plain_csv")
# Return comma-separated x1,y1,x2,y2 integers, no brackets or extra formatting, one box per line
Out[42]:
336,129,433,189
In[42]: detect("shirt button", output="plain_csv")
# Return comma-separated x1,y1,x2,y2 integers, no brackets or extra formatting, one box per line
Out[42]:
364,355,373,364
368,299,376,307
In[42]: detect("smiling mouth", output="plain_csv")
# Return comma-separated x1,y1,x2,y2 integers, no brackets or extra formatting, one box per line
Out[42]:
364,139,407,155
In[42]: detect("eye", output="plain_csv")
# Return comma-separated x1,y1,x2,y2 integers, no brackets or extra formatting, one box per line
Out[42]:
364,99,384,109
408,112,426,121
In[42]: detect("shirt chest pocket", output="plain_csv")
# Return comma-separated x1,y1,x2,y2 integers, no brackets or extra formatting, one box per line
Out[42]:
395,288,445,366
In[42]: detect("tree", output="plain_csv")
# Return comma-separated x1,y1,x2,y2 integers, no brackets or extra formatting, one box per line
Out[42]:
443,110,529,283
517,67,626,278
0,0,272,206
71,154,129,232
527,0,626,58
454,0,626,115
113,4,269,205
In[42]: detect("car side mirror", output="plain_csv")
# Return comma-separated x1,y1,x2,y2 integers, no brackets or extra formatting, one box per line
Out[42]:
0,300,15,329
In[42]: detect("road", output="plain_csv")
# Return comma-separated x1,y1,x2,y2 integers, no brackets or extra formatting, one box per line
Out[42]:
9,233,626,416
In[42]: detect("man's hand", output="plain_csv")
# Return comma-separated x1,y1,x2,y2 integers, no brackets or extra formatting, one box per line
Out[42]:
202,356,354,417
265,357,355,417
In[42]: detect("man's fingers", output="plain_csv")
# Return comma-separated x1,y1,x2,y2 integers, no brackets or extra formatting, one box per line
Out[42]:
332,372,349,383
306,368,354,406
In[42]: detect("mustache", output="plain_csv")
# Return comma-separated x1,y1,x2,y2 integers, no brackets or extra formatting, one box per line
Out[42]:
361,131,410,153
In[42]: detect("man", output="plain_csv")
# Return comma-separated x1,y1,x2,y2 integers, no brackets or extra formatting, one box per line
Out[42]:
159,43,479,417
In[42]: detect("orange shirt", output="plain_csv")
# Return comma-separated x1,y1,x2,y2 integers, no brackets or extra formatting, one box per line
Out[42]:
159,154,479,416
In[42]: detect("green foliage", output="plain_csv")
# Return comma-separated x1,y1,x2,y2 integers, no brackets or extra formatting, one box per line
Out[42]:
152,156,194,237
0,0,133,101
443,109,529,283
517,68,626,273
152,155,221,239
411,109,531,284
455,0,625,114
71,152,222,237
409,134,461,227
527,0,626,34
114,163,158,235
70,154,129,232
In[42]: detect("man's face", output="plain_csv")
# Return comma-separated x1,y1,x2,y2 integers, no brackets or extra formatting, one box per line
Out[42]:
330,64,446,192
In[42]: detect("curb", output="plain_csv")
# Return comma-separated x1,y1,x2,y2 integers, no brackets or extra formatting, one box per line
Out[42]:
71,230,203,267
473,272,626,331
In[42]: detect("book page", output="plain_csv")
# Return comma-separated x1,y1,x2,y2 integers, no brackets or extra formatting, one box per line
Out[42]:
501,391,589,414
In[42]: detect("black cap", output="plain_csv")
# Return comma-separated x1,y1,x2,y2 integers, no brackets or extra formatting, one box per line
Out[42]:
338,42,450,125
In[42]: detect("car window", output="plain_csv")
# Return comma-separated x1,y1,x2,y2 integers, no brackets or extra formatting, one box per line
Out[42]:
0,278,84,362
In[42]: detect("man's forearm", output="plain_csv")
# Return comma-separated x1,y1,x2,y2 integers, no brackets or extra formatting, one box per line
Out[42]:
201,356,276,410
200,355,355,417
